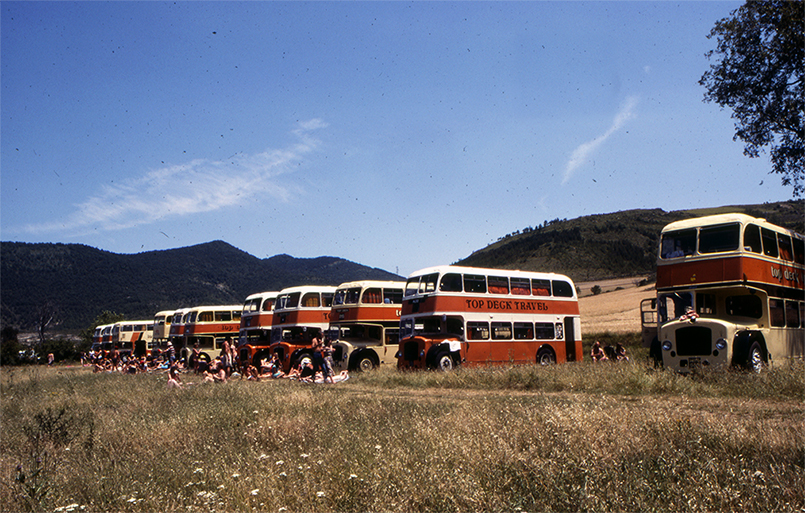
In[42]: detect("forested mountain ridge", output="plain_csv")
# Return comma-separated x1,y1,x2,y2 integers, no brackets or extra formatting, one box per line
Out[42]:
2,200,802,332
1,241,401,330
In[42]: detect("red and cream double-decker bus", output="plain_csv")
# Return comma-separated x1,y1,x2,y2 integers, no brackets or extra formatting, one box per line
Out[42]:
269,285,336,372
182,305,242,361
237,291,279,366
152,310,174,345
111,320,154,357
327,280,405,372
397,265,582,370
92,323,113,354
642,213,804,373
168,308,190,349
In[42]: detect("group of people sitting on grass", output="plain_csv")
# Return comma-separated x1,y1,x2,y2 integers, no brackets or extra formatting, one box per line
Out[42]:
87,331,350,387
590,340,629,362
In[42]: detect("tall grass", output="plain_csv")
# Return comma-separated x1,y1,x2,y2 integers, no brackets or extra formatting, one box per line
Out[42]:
1,359,802,512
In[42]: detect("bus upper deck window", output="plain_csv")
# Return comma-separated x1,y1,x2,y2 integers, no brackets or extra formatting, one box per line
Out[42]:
777,233,793,261
488,276,509,294
262,299,275,311
464,274,487,293
743,224,762,253
419,273,439,294
322,293,334,308
761,228,779,258
439,273,462,292
532,279,551,296
383,288,403,304
552,280,574,298
699,223,740,254
510,278,531,295
661,229,696,258
793,237,805,265
362,288,382,304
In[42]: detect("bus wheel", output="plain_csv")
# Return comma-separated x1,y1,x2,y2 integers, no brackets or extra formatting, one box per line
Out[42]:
295,353,313,368
746,342,764,373
537,347,556,366
199,353,211,362
354,354,376,372
435,352,454,371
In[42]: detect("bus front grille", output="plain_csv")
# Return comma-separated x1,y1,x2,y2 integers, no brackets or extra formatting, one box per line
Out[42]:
675,326,713,356
403,340,420,362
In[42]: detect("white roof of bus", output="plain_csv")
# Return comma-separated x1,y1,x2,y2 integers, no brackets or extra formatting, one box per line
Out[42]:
185,305,242,312
335,280,406,290
154,310,175,317
277,285,337,294
244,291,279,301
406,265,573,282
663,213,803,238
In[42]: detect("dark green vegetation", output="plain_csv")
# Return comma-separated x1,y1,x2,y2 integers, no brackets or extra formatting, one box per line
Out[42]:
2,201,802,333
1,361,802,512
1,241,400,330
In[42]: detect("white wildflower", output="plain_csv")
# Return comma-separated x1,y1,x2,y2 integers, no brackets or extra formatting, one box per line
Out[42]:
250,489,260,496
317,491,325,498
275,460,284,466
300,453,309,459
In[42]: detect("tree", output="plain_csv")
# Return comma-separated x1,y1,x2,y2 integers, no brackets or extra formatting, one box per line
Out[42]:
700,0,804,195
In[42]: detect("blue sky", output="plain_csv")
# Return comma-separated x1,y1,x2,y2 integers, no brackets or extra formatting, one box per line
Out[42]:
1,1,793,277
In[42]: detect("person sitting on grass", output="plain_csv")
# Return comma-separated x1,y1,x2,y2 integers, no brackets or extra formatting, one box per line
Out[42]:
615,342,629,361
167,366,183,389
591,340,608,362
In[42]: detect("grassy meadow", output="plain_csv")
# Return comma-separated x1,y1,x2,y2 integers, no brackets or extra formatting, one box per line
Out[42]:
1,345,803,513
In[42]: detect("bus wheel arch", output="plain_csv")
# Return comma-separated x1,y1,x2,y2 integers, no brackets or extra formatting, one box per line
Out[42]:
350,350,379,372
536,345,556,366
426,344,457,371
732,331,767,372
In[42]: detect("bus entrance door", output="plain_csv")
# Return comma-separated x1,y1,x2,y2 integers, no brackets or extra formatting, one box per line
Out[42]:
564,317,576,362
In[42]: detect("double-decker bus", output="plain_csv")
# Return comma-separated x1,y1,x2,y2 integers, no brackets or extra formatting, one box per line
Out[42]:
237,291,279,366
111,320,154,357
327,280,405,371
397,265,582,370
168,308,190,348
92,323,113,354
642,213,804,373
152,310,174,344
181,305,242,362
269,285,336,372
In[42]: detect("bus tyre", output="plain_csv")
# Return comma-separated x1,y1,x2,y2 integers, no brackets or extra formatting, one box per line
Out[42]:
746,341,764,373
354,353,376,372
199,353,211,363
435,352,454,371
537,347,556,366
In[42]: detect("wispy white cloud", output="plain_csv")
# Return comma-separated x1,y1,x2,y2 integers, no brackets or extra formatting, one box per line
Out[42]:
562,96,639,185
19,120,327,235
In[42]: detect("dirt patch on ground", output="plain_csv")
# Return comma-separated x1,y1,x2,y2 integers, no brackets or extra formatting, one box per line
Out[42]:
578,277,655,334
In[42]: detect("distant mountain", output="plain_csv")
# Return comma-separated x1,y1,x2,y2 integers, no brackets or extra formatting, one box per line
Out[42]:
0,240,401,330
2,200,802,332
456,200,804,282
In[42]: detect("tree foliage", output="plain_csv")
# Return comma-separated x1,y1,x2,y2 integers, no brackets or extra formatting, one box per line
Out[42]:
700,0,804,195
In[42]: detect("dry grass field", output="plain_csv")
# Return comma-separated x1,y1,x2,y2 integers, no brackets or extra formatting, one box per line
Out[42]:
1,359,803,512
578,277,655,334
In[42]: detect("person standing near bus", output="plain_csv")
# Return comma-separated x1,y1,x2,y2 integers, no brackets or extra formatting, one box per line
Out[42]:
220,338,232,377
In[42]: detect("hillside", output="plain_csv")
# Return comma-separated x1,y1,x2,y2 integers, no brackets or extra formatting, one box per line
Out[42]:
2,200,802,332
0,241,400,330
457,200,804,282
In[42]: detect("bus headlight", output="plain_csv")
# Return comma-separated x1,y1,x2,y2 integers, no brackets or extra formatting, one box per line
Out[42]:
394,351,401,358
715,338,727,350
662,340,672,351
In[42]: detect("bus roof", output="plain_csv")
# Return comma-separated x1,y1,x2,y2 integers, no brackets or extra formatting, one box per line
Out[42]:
663,213,803,238
277,285,337,294
335,280,406,290
406,265,575,283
